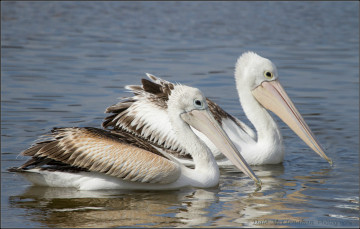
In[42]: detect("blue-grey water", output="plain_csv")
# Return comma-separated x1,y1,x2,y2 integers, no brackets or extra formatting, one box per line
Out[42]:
1,1,359,228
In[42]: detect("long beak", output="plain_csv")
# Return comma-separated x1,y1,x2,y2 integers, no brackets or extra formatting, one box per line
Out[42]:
252,79,332,165
181,109,262,188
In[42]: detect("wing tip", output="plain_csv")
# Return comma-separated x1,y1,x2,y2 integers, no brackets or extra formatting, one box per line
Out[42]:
145,72,158,81
7,167,24,173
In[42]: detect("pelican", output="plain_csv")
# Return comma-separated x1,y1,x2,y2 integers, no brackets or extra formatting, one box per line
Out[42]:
9,85,261,190
103,52,332,166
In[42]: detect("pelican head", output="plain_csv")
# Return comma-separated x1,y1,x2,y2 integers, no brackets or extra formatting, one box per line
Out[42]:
167,85,261,187
235,52,332,165
235,52,279,90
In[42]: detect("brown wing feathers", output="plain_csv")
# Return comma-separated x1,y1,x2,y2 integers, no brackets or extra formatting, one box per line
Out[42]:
103,76,174,131
102,76,194,159
16,127,180,184
103,74,243,137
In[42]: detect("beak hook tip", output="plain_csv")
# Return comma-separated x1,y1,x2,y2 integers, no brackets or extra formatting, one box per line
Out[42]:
255,179,262,191
328,158,333,167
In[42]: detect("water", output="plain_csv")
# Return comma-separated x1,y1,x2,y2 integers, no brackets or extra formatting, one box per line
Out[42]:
1,1,359,228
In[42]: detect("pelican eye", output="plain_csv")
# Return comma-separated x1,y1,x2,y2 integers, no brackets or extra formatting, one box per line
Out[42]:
194,99,203,108
264,71,273,79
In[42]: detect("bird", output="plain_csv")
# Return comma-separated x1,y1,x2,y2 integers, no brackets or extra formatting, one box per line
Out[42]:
8,85,261,190
102,52,332,166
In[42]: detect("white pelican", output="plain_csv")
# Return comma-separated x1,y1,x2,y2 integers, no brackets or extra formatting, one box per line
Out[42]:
103,52,332,166
9,85,261,190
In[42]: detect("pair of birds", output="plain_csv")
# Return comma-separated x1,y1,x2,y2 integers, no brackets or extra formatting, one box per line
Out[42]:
9,52,332,191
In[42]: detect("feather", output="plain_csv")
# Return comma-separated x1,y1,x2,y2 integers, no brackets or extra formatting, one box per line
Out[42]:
13,127,181,184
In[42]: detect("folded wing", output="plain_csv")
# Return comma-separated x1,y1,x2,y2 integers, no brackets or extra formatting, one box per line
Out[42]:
20,127,181,184
102,73,254,158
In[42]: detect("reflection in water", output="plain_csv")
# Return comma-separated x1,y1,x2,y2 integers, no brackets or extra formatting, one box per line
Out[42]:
214,166,359,228
9,186,223,228
10,187,180,227
5,165,281,227
8,162,359,228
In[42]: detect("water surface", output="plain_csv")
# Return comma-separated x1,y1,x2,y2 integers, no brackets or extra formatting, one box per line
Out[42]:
1,1,359,228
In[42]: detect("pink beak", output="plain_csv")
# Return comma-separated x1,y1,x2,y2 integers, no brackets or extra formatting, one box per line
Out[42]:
252,80,332,165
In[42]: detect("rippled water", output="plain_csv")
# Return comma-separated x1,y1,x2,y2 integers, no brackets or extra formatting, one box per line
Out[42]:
1,1,359,228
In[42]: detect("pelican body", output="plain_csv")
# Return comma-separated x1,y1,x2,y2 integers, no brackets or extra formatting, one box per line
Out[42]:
9,85,260,190
103,52,332,166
